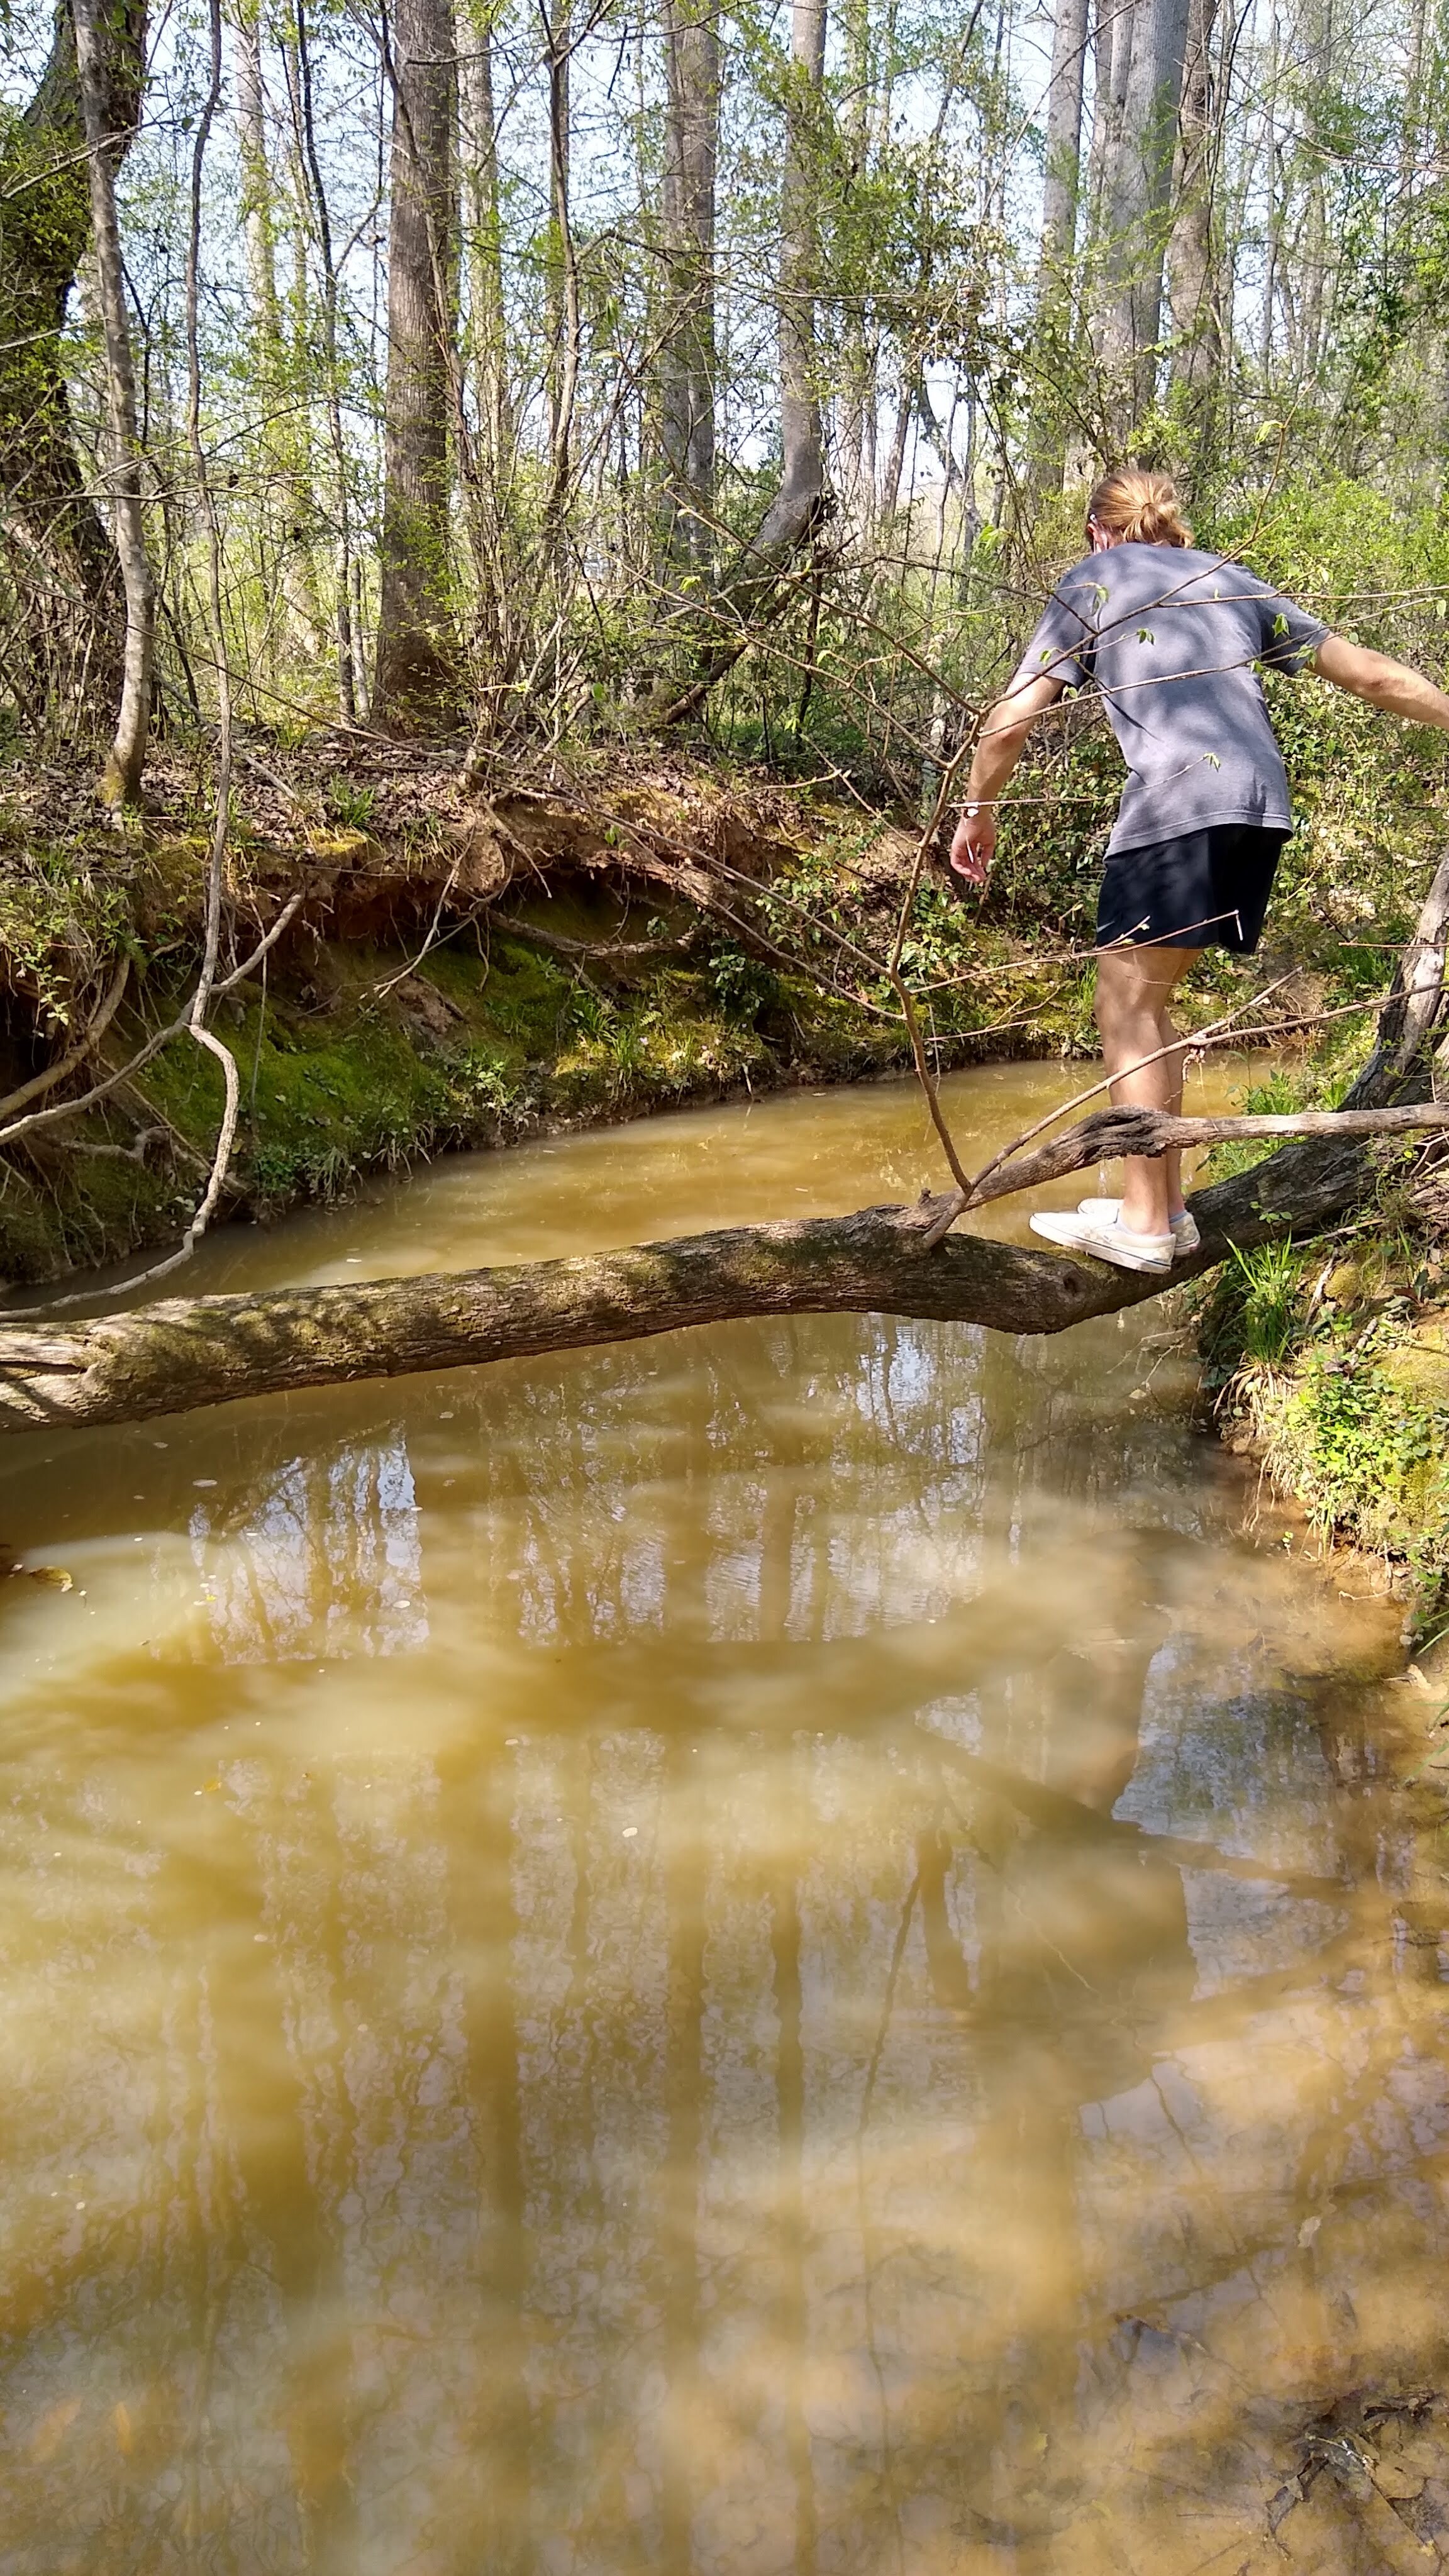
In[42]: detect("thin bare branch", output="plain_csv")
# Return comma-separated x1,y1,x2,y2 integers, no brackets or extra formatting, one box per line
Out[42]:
944,1100,1449,1221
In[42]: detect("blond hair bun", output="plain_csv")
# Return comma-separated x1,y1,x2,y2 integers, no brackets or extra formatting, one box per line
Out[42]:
1087,467,1192,548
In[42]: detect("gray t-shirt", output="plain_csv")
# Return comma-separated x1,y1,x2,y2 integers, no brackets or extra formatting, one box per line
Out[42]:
1008,542,1329,856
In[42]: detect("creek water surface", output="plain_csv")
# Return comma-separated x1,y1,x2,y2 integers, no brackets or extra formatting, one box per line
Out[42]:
1,1062,1446,2575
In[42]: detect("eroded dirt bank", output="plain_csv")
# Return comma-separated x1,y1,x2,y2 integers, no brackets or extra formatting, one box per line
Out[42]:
0,740,1302,1285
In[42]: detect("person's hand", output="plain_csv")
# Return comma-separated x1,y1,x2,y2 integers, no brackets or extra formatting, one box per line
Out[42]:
948,804,996,887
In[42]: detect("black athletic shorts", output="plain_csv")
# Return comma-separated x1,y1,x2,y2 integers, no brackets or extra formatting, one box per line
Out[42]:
1096,823,1290,955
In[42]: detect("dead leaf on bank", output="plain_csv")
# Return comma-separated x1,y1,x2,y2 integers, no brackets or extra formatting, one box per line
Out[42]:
448,823,513,901
1375,2459,1430,2501
1352,2483,1439,2568
391,974,462,1041
30,2396,80,2460
1374,2423,1449,2499
1268,2471,1306,2533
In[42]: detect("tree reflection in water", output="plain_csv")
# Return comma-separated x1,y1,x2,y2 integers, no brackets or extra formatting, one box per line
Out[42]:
0,1248,1444,2573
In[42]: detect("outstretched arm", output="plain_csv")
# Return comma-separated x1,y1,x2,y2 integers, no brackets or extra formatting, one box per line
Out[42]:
1314,633,1449,730
949,674,1063,884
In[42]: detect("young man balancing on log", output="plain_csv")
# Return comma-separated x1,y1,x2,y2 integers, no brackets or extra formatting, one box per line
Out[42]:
950,465,1449,1275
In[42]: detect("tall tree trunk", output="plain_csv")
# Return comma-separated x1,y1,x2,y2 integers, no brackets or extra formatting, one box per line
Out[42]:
1040,0,1090,269
455,0,514,701
285,0,360,719
648,0,826,723
879,379,911,520
457,0,511,482
374,0,459,726
1027,0,1090,491
1296,0,1333,392
834,0,877,536
0,0,146,730
233,0,328,661
1096,0,1192,433
541,0,580,530
1085,0,1118,242
659,0,719,569
756,0,828,554
1080,0,1126,460
234,1,277,330
1166,0,1224,468
72,0,154,806
1258,11,1282,381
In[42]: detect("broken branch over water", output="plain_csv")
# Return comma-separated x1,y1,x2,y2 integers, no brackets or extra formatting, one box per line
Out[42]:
920,1099,1449,1244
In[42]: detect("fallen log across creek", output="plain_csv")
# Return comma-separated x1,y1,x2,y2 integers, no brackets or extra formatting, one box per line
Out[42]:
3,852,1447,1436
0,1096,1441,1435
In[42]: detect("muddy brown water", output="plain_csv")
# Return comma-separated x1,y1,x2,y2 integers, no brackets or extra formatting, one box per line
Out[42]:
1,1060,1447,2575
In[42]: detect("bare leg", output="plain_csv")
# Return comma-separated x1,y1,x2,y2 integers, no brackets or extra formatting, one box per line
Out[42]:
1161,997,1188,1219
1092,945,1204,1235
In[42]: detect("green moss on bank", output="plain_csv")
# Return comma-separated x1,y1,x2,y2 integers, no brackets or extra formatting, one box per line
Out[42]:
1199,1078,1449,1610
0,897,1099,1284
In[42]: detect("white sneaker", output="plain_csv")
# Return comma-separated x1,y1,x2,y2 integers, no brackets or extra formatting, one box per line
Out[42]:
1078,1197,1201,1257
1029,1208,1175,1274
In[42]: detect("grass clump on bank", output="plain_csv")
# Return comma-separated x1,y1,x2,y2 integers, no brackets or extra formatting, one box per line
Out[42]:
1199,1073,1449,1610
